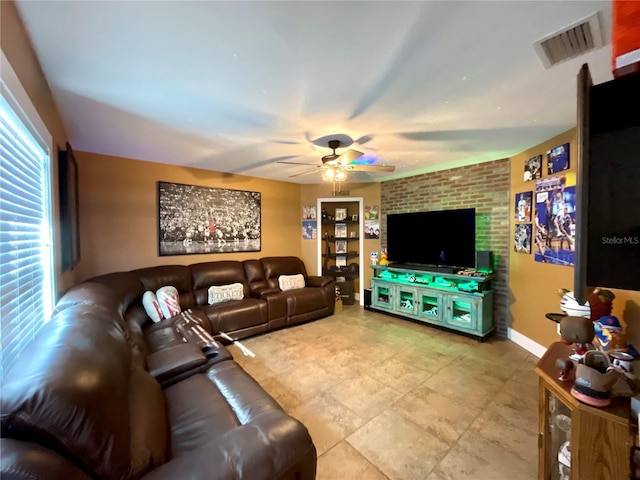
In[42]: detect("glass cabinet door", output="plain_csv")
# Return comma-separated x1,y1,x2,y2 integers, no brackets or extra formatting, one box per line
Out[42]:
545,389,572,480
419,292,442,323
373,282,393,309
444,295,477,331
396,286,418,316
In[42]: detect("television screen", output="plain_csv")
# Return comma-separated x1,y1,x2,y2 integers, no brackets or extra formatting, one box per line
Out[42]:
387,208,476,270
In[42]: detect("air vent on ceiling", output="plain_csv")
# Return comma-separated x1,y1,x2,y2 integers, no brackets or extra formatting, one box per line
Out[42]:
533,12,604,69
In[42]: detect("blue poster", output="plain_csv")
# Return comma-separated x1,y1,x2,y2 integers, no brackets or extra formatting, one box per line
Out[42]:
534,175,576,266
547,143,570,175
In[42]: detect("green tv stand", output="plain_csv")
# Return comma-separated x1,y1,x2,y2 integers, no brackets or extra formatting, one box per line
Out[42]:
370,265,494,340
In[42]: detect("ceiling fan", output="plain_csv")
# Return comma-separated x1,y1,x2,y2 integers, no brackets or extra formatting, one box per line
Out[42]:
277,139,396,179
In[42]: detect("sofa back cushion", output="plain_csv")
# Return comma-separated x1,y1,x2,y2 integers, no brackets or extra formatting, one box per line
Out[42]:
243,259,268,291
86,272,145,317
191,261,250,306
1,305,134,480
133,265,195,312
261,257,308,290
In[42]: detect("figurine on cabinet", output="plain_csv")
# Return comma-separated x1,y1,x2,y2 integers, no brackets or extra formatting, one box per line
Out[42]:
555,357,574,381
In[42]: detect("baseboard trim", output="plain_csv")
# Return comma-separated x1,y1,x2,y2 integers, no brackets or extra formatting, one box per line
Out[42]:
507,328,547,358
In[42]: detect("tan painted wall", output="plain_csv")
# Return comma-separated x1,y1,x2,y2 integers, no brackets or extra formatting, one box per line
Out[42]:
1,0,73,295
75,151,302,282
299,183,381,292
509,129,640,348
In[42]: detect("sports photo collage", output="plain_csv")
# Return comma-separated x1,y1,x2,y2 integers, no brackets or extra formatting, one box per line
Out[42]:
515,143,576,266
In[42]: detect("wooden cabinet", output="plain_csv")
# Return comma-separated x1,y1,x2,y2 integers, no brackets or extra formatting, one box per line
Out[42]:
370,265,493,339
536,343,633,480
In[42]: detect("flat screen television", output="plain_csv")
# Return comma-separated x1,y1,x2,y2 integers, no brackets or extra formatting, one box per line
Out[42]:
386,208,476,271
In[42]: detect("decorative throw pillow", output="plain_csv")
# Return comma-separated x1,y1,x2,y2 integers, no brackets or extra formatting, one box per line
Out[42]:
278,274,305,291
155,286,181,319
208,283,244,305
142,291,164,323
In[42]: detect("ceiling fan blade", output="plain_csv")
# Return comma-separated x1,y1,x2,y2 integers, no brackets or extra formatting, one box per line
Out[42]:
354,135,374,145
337,149,364,164
345,164,396,173
278,161,317,166
289,168,320,178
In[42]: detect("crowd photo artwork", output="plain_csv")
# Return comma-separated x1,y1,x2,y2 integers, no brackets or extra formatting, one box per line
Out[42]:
158,181,261,255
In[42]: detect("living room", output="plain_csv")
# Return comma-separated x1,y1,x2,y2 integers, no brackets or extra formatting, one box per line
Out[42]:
3,1,640,479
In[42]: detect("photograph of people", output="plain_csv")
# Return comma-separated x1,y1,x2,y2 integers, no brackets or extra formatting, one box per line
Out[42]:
534,175,576,265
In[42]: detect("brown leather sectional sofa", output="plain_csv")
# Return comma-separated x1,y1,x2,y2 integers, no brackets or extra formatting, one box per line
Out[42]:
1,256,334,480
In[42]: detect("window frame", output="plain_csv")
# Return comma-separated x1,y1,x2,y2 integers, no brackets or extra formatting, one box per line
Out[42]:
1,51,56,378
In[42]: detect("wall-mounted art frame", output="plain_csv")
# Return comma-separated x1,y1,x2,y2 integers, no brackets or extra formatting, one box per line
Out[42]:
534,174,576,266
514,191,532,222
524,154,542,181
158,181,261,256
59,143,80,271
514,224,532,254
547,143,570,174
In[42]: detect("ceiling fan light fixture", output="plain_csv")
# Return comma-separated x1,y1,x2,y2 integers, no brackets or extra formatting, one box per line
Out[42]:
321,166,348,182
321,167,336,181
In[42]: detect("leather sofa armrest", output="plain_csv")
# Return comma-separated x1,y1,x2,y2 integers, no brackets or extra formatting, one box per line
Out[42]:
251,286,281,298
305,275,334,288
143,411,316,480
1,438,93,480
147,343,207,384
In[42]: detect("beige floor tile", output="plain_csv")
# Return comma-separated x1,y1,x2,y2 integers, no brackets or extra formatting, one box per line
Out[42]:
289,393,367,456
438,352,518,382
272,360,347,402
368,356,431,394
330,375,404,420
421,369,503,410
258,376,304,412
468,386,539,464
347,409,450,480
392,347,459,374
430,430,537,480
317,441,389,480
392,385,482,445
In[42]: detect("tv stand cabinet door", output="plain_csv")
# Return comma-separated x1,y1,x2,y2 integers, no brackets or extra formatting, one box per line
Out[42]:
372,280,394,311
396,285,418,317
443,293,480,334
417,288,443,323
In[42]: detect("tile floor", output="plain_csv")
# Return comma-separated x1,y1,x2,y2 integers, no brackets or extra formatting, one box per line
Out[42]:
228,306,539,480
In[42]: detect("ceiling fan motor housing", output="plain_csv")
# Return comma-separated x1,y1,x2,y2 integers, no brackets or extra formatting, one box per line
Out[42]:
322,140,342,163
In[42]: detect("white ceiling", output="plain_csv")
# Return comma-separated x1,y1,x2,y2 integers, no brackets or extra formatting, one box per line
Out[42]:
15,1,613,184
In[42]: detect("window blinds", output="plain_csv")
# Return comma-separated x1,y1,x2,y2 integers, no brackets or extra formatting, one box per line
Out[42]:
0,93,53,381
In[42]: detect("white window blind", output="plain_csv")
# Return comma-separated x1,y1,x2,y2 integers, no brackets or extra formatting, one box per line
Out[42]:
0,88,54,381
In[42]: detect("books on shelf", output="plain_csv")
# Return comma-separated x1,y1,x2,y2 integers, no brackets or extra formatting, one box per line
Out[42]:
334,223,347,238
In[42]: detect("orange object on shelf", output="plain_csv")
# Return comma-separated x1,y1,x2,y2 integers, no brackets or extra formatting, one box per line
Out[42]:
612,0,640,77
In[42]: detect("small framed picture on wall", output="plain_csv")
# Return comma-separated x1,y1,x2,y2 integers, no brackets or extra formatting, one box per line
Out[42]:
335,208,347,221
524,155,542,181
514,191,532,222
547,143,570,175
514,224,532,254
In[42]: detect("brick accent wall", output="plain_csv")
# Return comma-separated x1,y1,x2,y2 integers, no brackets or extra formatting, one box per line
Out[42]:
380,159,511,336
